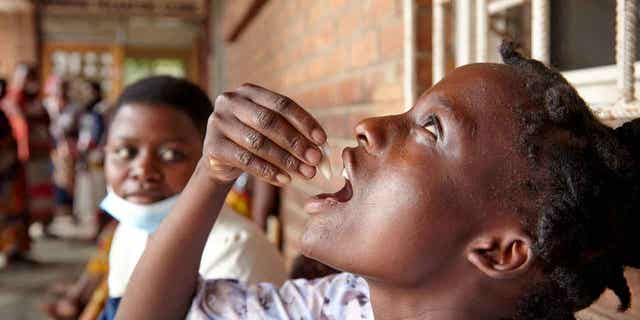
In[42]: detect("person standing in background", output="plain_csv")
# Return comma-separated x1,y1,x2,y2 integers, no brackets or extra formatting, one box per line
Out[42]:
77,80,110,239
0,100,29,264
22,69,55,234
0,63,48,260
49,78,82,224
2,64,38,162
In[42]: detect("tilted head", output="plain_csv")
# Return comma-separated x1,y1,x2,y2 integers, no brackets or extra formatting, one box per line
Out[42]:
301,41,639,319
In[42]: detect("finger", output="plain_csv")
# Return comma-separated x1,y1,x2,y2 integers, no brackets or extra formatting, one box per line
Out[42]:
206,135,291,186
235,83,327,145
215,115,316,179
224,93,323,166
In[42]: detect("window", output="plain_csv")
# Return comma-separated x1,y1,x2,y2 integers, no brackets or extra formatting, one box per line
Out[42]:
123,58,186,85
551,0,639,71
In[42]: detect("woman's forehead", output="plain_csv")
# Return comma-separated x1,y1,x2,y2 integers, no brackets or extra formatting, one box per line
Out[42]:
420,64,526,116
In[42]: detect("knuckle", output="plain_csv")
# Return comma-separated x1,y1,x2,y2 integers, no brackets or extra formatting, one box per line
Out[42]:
282,154,299,171
236,150,253,166
255,110,277,129
245,132,265,150
273,95,292,112
288,135,303,151
258,163,276,178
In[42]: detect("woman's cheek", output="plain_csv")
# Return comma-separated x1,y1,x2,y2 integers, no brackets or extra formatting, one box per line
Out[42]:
104,161,127,191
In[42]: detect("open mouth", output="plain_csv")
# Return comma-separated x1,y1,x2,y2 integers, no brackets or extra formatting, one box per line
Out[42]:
304,167,354,214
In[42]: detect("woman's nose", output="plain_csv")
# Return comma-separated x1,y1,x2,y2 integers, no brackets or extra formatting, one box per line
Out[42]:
354,116,389,153
130,151,161,183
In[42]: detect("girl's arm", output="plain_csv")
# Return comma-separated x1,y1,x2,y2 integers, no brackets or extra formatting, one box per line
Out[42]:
115,84,326,320
115,161,233,320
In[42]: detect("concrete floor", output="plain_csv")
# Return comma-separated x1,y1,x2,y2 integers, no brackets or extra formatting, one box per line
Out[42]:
0,237,95,320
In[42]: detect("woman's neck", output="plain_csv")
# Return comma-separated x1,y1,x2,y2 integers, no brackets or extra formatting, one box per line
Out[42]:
366,270,516,320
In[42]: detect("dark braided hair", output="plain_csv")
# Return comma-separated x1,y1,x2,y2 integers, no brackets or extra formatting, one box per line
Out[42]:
497,41,640,319
112,76,213,135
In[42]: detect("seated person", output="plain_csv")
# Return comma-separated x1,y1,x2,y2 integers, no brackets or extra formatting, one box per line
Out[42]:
58,76,286,320
116,42,639,320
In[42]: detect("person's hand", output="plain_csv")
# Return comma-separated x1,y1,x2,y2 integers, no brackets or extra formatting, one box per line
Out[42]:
203,84,327,186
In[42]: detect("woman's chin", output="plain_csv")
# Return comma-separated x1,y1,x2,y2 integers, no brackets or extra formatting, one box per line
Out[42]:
300,215,349,270
300,220,330,260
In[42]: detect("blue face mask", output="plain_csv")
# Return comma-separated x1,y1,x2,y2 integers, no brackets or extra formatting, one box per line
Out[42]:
100,191,179,234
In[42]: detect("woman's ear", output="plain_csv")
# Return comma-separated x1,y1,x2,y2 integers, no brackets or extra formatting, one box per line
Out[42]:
466,228,535,279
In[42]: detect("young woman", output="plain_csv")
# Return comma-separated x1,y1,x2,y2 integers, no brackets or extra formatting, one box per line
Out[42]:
116,42,639,320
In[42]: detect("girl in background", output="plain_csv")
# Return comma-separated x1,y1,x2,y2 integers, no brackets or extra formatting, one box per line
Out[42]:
98,76,286,320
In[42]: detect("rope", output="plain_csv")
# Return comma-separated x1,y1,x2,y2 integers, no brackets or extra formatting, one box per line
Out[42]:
476,0,488,62
432,0,446,83
455,0,473,66
531,0,550,64
595,100,640,120
616,0,637,104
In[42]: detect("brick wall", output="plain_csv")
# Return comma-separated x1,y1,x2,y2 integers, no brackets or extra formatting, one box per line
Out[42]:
214,0,430,268
0,8,38,78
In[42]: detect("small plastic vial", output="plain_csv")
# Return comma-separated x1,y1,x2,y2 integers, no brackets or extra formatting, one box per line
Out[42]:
318,143,333,180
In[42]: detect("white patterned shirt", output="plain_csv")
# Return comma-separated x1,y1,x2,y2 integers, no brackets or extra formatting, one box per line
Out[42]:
108,206,287,298
187,273,374,320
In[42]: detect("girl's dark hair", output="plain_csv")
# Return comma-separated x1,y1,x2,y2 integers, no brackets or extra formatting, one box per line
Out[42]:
86,80,103,111
113,76,212,134
498,41,640,319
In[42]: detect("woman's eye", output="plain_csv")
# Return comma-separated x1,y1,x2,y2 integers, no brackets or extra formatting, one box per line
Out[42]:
423,114,441,139
112,146,135,160
159,148,184,162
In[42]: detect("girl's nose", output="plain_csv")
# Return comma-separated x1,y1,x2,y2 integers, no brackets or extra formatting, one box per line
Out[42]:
130,151,162,183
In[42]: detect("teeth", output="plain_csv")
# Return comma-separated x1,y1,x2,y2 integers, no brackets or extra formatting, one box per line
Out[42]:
342,168,349,180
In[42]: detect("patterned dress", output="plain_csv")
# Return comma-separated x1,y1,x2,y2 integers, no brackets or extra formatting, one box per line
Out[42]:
23,95,54,226
187,273,374,320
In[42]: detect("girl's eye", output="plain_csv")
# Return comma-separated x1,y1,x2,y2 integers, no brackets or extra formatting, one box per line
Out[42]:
422,114,441,139
111,146,136,161
158,148,185,162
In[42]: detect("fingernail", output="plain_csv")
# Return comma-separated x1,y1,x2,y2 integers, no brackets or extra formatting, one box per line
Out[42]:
305,148,322,164
299,164,316,178
276,173,291,184
311,129,327,145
